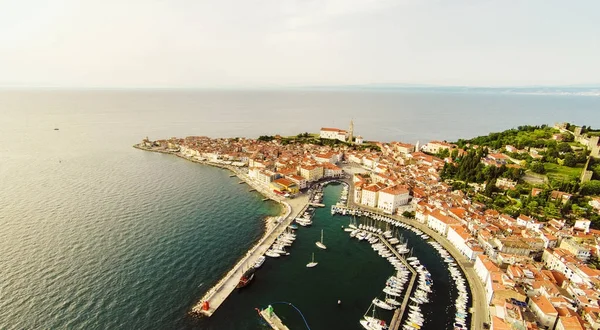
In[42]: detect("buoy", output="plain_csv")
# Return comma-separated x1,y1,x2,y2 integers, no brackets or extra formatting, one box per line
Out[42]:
338,300,341,305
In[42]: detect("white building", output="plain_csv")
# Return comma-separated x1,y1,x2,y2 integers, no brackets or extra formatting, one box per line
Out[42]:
574,219,591,234
360,184,380,208
422,141,455,154
447,226,481,261
320,127,347,141
427,210,460,236
377,185,410,214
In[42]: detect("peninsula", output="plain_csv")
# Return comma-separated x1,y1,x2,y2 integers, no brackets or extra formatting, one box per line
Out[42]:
135,121,600,330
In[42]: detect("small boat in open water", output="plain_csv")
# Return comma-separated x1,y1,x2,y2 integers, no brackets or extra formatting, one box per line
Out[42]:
316,229,327,249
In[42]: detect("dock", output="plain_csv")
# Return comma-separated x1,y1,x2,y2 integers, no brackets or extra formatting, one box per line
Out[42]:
259,306,290,330
378,234,417,330
191,192,308,317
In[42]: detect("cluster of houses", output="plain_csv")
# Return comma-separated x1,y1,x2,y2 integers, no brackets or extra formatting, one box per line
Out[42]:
141,125,600,330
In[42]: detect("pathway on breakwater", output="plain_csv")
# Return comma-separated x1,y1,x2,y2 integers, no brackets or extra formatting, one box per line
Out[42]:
133,145,311,317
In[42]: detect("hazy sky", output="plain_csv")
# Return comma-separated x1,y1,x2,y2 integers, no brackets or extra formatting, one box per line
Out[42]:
1,0,599,88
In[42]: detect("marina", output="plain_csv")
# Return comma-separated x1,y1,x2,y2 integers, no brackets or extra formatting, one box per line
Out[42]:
332,204,476,330
187,180,471,329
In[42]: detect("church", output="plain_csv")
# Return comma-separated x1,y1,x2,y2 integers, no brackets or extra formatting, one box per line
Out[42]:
319,120,362,144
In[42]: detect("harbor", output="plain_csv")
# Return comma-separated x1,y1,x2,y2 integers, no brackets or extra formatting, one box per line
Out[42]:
132,147,472,329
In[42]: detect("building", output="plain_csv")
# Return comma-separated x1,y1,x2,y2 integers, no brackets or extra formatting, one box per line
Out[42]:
447,225,482,261
319,127,347,141
559,238,591,261
377,185,410,214
323,163,343,178
427,210,461,236
422,141,456,154
574,219,591,234
270,177,299,195
299,165,324,182
360,183,381,208
528,295,559,329
287,174,307,190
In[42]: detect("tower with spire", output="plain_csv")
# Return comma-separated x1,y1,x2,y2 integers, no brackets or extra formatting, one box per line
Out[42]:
348,120,354,143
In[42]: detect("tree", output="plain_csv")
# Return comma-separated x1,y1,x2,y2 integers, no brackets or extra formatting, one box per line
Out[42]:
557,142,572,153
581,180,600,195
402,211,415,218
563,153,577,167
561,133,574,142
530,162,546,174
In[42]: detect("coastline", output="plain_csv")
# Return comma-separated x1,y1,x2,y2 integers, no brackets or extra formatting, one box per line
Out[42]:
133,144,309,316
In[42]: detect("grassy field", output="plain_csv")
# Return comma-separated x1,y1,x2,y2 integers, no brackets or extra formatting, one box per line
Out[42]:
544,163,583,182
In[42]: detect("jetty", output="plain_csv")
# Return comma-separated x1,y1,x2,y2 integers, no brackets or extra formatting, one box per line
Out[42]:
378,234,417,330
309,202,325,207
191,190,309,317
259,306,290,330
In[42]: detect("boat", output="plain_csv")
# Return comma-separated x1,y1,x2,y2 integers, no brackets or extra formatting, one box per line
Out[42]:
316,229,327,249
288,224,298,230
236,268,255,289
265,250,280,258
372,298,394,310
254,256,266,269
306,252,318,268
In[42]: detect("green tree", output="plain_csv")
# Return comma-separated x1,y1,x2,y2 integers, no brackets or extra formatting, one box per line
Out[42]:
563,153,577,167
581,180,600,195
530,162,546,174
557,142,572,153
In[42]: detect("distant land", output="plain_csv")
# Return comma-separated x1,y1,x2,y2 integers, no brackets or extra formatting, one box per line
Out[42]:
296,84,600,96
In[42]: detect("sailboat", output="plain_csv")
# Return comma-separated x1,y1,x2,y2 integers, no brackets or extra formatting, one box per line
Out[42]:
315,229,327,249
306,252,318,268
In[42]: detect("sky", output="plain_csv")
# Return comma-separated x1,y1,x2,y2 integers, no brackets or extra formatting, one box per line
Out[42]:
1,0,599,88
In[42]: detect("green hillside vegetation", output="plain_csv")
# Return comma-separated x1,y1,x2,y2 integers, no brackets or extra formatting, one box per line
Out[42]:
446,124,600,228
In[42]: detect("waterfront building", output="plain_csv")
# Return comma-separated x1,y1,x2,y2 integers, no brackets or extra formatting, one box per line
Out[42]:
427,209,460,236
270,178,299,195
447,225,483,261
287,174,307,190
322,163,343,178
360,183,382,208
376,185,409,215
299,164,323,182
474,254,501,284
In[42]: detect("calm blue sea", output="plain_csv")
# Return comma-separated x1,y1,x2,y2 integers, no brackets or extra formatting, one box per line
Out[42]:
1,90,598,329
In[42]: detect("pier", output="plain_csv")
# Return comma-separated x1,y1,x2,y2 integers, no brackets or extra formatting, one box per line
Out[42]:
378,234,417,330
259,306,290,330
191,192,309,317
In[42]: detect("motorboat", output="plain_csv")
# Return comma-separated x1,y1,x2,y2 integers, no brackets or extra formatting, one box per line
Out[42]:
254,256,266,269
